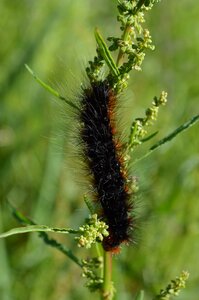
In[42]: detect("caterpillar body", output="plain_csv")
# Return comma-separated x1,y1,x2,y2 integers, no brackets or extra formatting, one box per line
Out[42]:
80,80,133,252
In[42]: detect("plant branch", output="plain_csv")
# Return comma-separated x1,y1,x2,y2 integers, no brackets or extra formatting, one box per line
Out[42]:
101,251,113,300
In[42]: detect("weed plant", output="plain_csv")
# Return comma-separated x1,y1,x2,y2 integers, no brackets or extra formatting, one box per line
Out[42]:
0,1,199,300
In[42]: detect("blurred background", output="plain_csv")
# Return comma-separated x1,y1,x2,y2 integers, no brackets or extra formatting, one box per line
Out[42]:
0,0,199,299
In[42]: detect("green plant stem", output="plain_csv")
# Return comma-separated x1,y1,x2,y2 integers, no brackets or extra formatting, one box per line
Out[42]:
116,25,132,67
96,242,103,258
101,251,113,300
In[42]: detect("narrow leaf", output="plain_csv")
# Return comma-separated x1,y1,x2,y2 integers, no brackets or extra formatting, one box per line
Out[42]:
25,64,79,111
140,131,158,143
134,114,199,164
134,0,146,13
95,29,120,77
7,203,82,267
0,225,79,239
150,114,199,151
38,231,83,267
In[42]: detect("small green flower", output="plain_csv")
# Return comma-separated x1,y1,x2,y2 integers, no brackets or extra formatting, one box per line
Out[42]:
155,271,189,299
86,0,161,93
81,257,103,292
127,90,168,153
75,214,109,249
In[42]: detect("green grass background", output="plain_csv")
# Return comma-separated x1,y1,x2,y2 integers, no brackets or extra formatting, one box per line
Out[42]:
0,0,199,299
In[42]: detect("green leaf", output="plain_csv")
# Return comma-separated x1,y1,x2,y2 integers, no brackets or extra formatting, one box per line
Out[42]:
134,114,199,164
25,64,79,111
6,203,82,267
94,29,120,78
0,225,79,239
140,131,158,143
150,114,199,151
134,0,146,12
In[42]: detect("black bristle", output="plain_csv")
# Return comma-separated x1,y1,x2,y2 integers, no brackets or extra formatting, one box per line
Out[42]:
80,81,132,251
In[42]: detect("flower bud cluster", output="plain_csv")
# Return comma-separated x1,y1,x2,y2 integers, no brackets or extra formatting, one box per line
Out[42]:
75,214,109,249
81,257,103,292
86,0,161,93
109,0,157,75
156,271,189,299
128,91,167,150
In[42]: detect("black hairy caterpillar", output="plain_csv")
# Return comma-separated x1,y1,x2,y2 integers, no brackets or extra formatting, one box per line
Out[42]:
80,80,133,252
